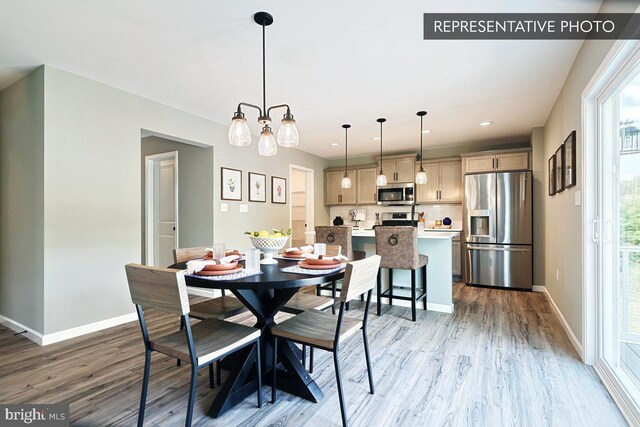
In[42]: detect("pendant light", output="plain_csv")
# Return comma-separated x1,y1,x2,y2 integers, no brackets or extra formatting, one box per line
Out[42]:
228,12,299,155
376,118,388,186
415,111,428,184
341,124,352,189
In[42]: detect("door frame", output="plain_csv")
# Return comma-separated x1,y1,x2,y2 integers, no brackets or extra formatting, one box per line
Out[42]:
289,164,315,245
583,33,640,425
145,151,179,266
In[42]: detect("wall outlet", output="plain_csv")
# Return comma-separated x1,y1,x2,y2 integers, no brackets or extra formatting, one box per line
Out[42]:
574,191,582,206
556,269,560,282
239,204,248,213
220,203,228,213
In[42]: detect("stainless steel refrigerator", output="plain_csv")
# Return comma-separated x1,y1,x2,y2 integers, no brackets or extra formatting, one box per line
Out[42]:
464,171,533,290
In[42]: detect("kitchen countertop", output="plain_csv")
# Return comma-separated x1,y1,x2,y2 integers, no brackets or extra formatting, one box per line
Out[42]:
353,230,457,239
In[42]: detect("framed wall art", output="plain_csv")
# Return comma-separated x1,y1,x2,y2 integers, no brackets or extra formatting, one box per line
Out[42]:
548,155,556,196
564,130,577,188
221,167,242,201
271,176,287,204
555,145,565,193
248,172,266,202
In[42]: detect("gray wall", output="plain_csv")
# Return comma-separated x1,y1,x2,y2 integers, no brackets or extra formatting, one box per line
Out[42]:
0,67,45,333
540,0,640,347
0,65,331,336
140,136,214,262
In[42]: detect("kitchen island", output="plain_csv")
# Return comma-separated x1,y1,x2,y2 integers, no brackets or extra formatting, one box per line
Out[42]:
352,229,456,313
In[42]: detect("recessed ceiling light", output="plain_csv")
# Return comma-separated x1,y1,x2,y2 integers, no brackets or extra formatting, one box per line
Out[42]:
331,142,339,146
372,137,380,141
480,121,493,126
422,129,432,134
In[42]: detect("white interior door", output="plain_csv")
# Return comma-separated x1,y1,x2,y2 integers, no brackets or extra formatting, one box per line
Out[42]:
290,165,314,246
146,152,178,267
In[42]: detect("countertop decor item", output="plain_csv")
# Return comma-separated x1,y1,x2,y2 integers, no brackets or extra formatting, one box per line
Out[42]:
333,216,344,226
415,111,428,184
443,217,452,226
340,124,352,189
376,118,388,186
228,11,299,155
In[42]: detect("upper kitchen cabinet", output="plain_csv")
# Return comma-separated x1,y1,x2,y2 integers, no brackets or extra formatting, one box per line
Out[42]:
356,167,378,205
324,169,357,205
378,155,416,183
416,158,462,204
463,150,530,174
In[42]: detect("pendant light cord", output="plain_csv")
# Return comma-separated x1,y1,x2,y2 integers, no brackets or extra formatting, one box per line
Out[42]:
262,23,266,115
344,127,348,174
379,121,383,173
420,114,424,169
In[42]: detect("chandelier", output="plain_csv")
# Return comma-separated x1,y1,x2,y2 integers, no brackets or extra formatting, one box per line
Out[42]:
228,12,299,156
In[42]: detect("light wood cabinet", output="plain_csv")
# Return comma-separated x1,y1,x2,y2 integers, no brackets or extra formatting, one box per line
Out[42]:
464,151,529,173
378,155,415,183
324,169,356,205
496,152,529,171
356,167,378,205
416,159,462,204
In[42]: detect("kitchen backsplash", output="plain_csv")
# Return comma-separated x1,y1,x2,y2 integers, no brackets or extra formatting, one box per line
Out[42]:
328,204,463,229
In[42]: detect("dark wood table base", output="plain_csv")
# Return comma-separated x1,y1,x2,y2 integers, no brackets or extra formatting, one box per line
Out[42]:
208,287,325,418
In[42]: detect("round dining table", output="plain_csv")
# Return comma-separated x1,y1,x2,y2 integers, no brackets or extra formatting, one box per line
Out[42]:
174,258,345,418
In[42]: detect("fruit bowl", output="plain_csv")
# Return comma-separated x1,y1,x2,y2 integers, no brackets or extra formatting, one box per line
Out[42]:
248,236,289,264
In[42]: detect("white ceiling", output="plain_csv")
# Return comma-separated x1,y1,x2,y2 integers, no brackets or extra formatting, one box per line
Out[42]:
0,0,602,159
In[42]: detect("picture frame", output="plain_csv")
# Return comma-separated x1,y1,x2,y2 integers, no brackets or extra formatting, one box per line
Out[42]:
221,167,242,201
248,172,266,202
271,176,287,204
564,130,577,188
555,145,565,193
549,155,556,196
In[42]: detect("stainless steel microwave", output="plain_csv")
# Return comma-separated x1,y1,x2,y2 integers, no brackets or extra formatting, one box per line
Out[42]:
377,183,415,206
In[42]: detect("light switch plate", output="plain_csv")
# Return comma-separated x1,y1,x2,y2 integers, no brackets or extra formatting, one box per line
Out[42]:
240,204,248,213
574,191,582,206
220,203,228,212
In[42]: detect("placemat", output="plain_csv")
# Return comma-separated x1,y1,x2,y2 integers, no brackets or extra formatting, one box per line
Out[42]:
186,269,263,281
280,264,346,276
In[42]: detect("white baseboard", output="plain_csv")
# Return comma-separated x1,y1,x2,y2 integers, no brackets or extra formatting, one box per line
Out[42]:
0,315,45,345
594,361,640,426
532,285,545,292
1,312,137,346
542,287,583,360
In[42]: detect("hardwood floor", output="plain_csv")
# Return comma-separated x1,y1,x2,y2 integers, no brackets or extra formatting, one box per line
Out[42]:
0,284,627,426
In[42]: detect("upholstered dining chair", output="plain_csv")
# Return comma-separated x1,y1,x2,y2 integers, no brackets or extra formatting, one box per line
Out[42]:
374,226,428,321
125,264,262,427
271,255,381,427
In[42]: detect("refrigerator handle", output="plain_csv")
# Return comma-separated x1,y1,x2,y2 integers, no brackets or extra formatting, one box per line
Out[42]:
521,174,526,204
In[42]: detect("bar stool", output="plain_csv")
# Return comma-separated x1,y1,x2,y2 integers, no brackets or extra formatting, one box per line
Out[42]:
374,226,428,321
315,226,366,303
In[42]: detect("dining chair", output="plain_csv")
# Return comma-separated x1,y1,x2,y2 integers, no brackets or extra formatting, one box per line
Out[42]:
374,226,428,321
173,247,248,371
271,255,381,427
125,264,262,427
315,227,366,306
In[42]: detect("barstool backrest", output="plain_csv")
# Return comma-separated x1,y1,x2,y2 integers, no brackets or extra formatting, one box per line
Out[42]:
315,226,354,260
374,226,420,270
173,246,208,264
125,264,190,316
